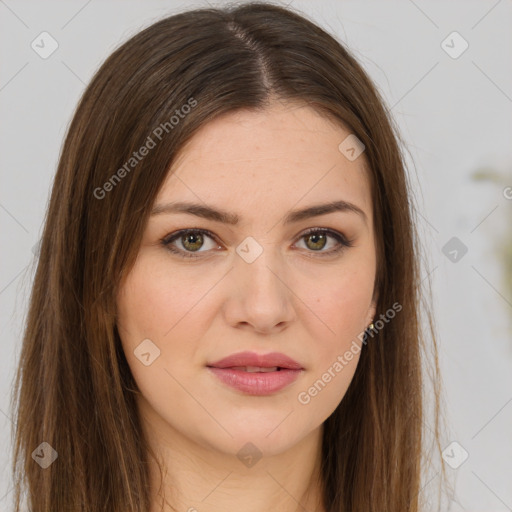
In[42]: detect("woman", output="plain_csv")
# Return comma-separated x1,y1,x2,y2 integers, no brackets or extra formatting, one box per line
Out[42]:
11,2,447,511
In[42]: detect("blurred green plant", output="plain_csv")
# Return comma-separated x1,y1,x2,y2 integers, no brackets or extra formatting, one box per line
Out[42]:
471,166,512,323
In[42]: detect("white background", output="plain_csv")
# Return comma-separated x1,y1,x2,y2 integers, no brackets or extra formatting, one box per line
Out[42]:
1,1,511,510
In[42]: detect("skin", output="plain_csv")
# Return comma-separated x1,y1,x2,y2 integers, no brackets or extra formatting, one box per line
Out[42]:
116,100,378,512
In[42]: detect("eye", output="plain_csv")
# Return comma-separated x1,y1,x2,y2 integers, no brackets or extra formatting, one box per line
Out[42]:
295,227,354,257
161,229,221,258
160,227,354,259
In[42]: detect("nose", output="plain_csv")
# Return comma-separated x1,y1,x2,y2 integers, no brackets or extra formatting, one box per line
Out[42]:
222,242,296,335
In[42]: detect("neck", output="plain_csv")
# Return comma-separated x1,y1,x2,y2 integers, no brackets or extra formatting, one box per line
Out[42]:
138,398,326,512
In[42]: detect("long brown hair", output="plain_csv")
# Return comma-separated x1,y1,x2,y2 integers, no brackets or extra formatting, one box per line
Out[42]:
11,2,448,511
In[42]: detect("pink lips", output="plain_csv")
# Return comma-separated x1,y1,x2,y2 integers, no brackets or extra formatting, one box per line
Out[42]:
207,351,304,396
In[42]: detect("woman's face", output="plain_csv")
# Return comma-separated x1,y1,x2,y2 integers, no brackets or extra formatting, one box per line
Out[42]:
116,101,377,458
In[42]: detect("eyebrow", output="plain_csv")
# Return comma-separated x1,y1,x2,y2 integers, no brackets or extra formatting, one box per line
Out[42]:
151,200,367,226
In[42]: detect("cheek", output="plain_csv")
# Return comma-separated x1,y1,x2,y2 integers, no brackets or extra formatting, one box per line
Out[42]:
310,263,375,340
117,255,212,341
297,259,374,402
115,258,209,403
296,275,368,420
116,254,225,396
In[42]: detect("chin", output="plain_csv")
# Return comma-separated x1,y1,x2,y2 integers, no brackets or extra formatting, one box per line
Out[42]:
194,408,319,459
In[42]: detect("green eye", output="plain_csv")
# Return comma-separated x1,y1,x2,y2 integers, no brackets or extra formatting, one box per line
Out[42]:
162,229,219,258
295,228,353,256
180,232,205,252
304,232,328,251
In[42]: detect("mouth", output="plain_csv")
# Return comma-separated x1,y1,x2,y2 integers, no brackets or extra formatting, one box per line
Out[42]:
206,352,304,395
230,366,280,372
207,351,303,370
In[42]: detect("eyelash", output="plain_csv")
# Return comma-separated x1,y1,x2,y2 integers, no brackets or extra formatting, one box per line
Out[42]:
160,227,354,259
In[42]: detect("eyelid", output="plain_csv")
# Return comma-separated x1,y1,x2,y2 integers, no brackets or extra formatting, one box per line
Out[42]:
162,228,220,248
161,227,354,259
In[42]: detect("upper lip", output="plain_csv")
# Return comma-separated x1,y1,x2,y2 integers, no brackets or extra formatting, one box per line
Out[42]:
207,351,303,370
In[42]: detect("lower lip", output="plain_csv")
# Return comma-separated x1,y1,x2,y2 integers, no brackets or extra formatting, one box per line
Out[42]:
207,367,303,395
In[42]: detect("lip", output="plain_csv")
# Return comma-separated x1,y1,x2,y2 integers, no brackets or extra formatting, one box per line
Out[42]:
207,351,304,396
208,351,303,370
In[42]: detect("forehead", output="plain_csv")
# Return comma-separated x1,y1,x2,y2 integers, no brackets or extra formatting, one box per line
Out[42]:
155,102,372,224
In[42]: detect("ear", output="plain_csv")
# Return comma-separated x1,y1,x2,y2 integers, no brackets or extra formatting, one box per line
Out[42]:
366,289,379,326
